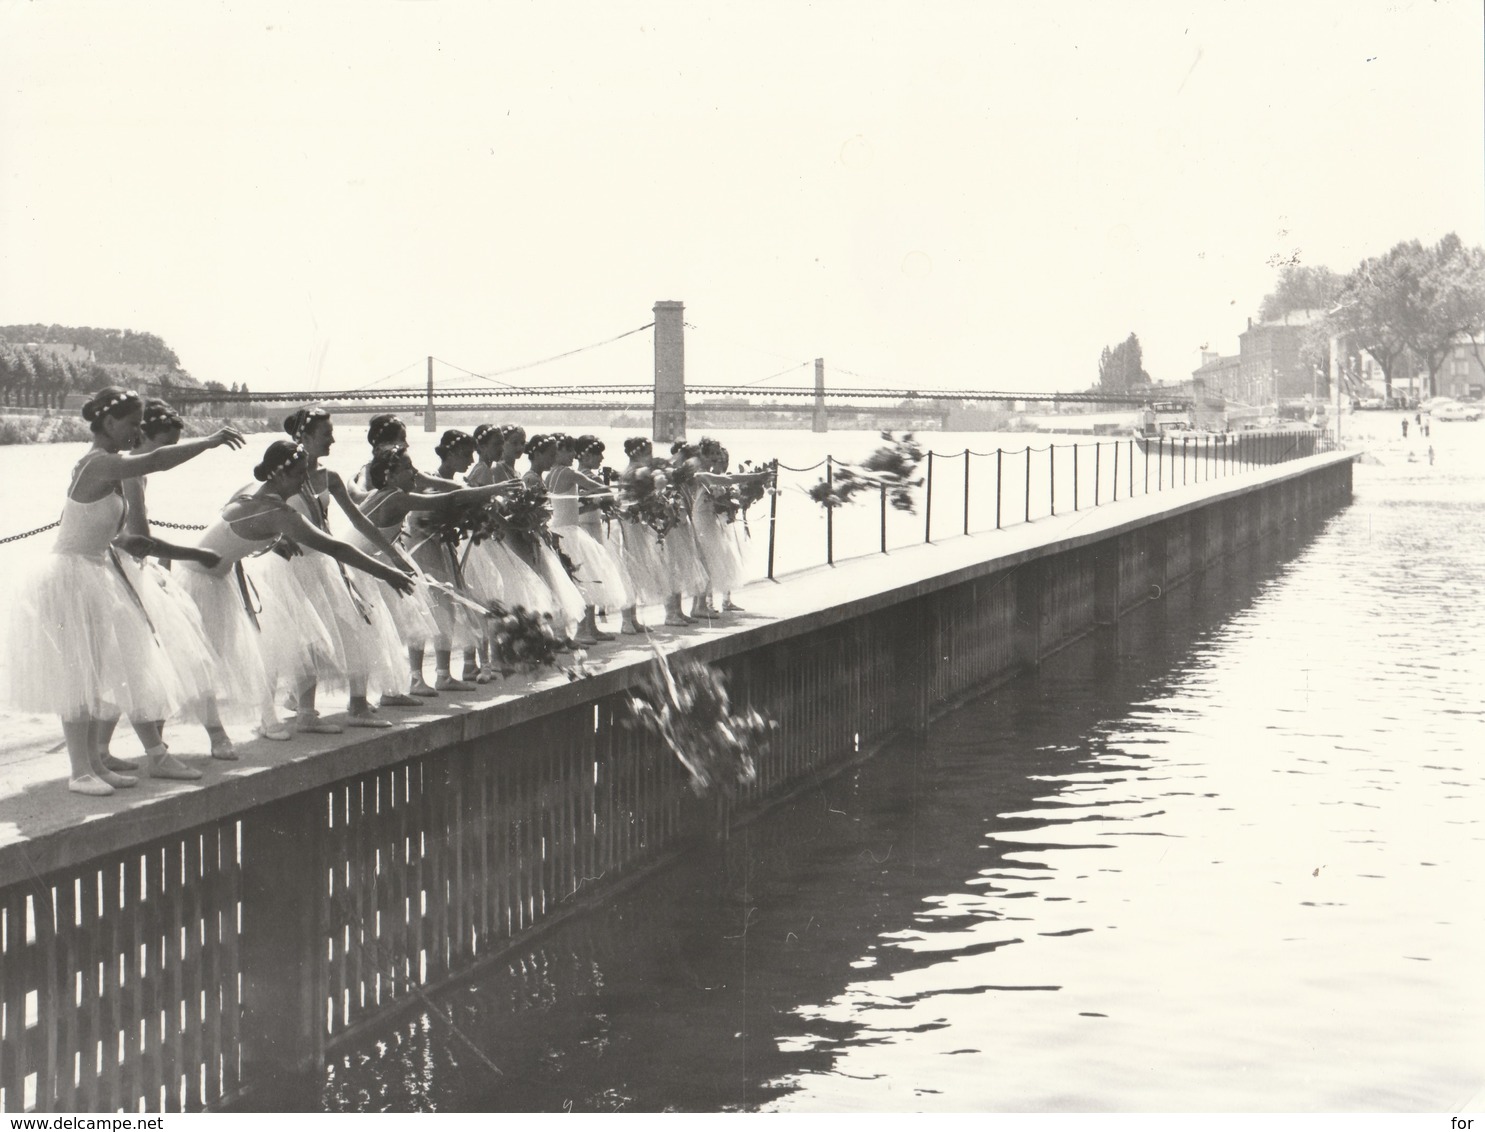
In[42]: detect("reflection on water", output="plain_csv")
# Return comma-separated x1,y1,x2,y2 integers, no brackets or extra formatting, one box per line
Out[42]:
267,441,1483,1112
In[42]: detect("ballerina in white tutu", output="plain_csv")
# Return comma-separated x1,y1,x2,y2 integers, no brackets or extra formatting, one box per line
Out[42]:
278,408,418,732
546,435,631,644
658,443,713,625
354,443,521,693
402,429,481,688
575,435,645,634
613,437,672,626
98,399,250,779
692,437,761,614
511,434,586,636
0,387,244,796
183,439,415,735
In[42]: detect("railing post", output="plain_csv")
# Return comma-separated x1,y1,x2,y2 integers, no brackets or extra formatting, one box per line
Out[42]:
1157,438,1163,491
766,458,779,580
1112,439,1119,501
962,449,970,535
826,455,835,566
1073,443,1079,512
1093,442,1100,507
923,450,934,543
1024,446,1032,523
1143,439,1149,494
1182,436,1188,486
880,483,887,553
1050,445,1056,517
995,449,1003,530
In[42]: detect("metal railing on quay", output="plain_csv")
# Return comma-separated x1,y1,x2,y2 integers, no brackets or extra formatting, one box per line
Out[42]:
760,429,1322,581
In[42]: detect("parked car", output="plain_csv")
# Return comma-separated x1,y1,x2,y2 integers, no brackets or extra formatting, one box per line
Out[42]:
1432,401,1482,422
1358,397,1386,410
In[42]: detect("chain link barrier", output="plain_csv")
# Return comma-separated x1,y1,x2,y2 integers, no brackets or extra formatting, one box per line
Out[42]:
0,517,204,546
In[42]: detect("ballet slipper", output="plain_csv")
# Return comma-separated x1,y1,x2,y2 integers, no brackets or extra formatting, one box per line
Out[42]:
408,677,439,697
147,748,203,781
101,753,140,773
69,775,114,797
346,712,394,729
435,675,476,692
378,693,422,708
98,768,138,789
210,736,238,761
295,711,344,735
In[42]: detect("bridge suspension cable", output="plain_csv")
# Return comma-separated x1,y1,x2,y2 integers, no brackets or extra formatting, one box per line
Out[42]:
736,360,813,388
339,359,429,395
433,321,655,390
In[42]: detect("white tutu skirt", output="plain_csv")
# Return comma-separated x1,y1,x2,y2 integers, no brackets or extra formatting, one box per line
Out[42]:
372,573,441,651
459,540,506,608
175,561,278,722
663,519,711,597
532,539,587,629
288,553,408,695
123,557,223,714
0,551,182,721
552,524,630,609
347,531,444,651
408,535,483,651
245,552,348,692
482,538,557,617
691,505,748,593
617,518,669,606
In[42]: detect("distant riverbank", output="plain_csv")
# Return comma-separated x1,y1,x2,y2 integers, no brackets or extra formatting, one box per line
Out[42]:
0,412,278,445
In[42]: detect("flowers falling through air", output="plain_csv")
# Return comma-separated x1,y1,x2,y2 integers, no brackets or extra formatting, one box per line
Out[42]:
625,646,773,797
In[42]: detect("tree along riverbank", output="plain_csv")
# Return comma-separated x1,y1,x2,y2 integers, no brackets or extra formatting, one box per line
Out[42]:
0,413,278,445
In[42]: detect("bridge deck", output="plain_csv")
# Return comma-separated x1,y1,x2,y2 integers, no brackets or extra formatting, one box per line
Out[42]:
0,451,1353,888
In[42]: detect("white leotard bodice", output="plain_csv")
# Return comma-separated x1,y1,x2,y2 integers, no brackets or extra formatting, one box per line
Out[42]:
545,467,581,527
182,498,286,578
53,454,126,558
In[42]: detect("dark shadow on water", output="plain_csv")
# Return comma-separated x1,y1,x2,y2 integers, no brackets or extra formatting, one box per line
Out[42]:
254,512,1344,1112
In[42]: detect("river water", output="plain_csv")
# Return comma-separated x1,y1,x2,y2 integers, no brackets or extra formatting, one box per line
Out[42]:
2,414,1479,1112
240,411,1476,1114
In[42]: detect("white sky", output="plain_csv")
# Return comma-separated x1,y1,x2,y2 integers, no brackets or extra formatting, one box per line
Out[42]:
2,0,1482,396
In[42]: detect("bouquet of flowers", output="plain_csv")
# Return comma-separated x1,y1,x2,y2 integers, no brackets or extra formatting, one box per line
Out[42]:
624,646,772,797
808,431,925,514
579,468,623,522
487,602,592,681
706,481,744,522
490,484,553,547
734,460,773,513
617,460,683,541
419,499,493,550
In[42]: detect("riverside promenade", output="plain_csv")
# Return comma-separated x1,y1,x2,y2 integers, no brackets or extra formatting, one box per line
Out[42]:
0,446,1354,1113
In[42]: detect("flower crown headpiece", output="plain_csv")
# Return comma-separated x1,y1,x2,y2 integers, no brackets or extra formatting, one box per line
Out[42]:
292,408,330,440
265,443,308,479
94,389,140,416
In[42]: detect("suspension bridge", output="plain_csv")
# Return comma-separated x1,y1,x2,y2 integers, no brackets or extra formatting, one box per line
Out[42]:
167,301,1191,439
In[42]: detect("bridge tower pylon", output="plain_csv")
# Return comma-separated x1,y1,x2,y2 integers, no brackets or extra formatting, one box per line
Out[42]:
653,300,686,443
424,355,436,432
812,357,828,433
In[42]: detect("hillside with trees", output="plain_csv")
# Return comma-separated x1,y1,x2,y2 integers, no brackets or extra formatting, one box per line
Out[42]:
0,324,223,409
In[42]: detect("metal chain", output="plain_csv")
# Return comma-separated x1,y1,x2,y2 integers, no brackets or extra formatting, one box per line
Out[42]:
0,520,60,545
775,459,828,472
0,517,204,545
